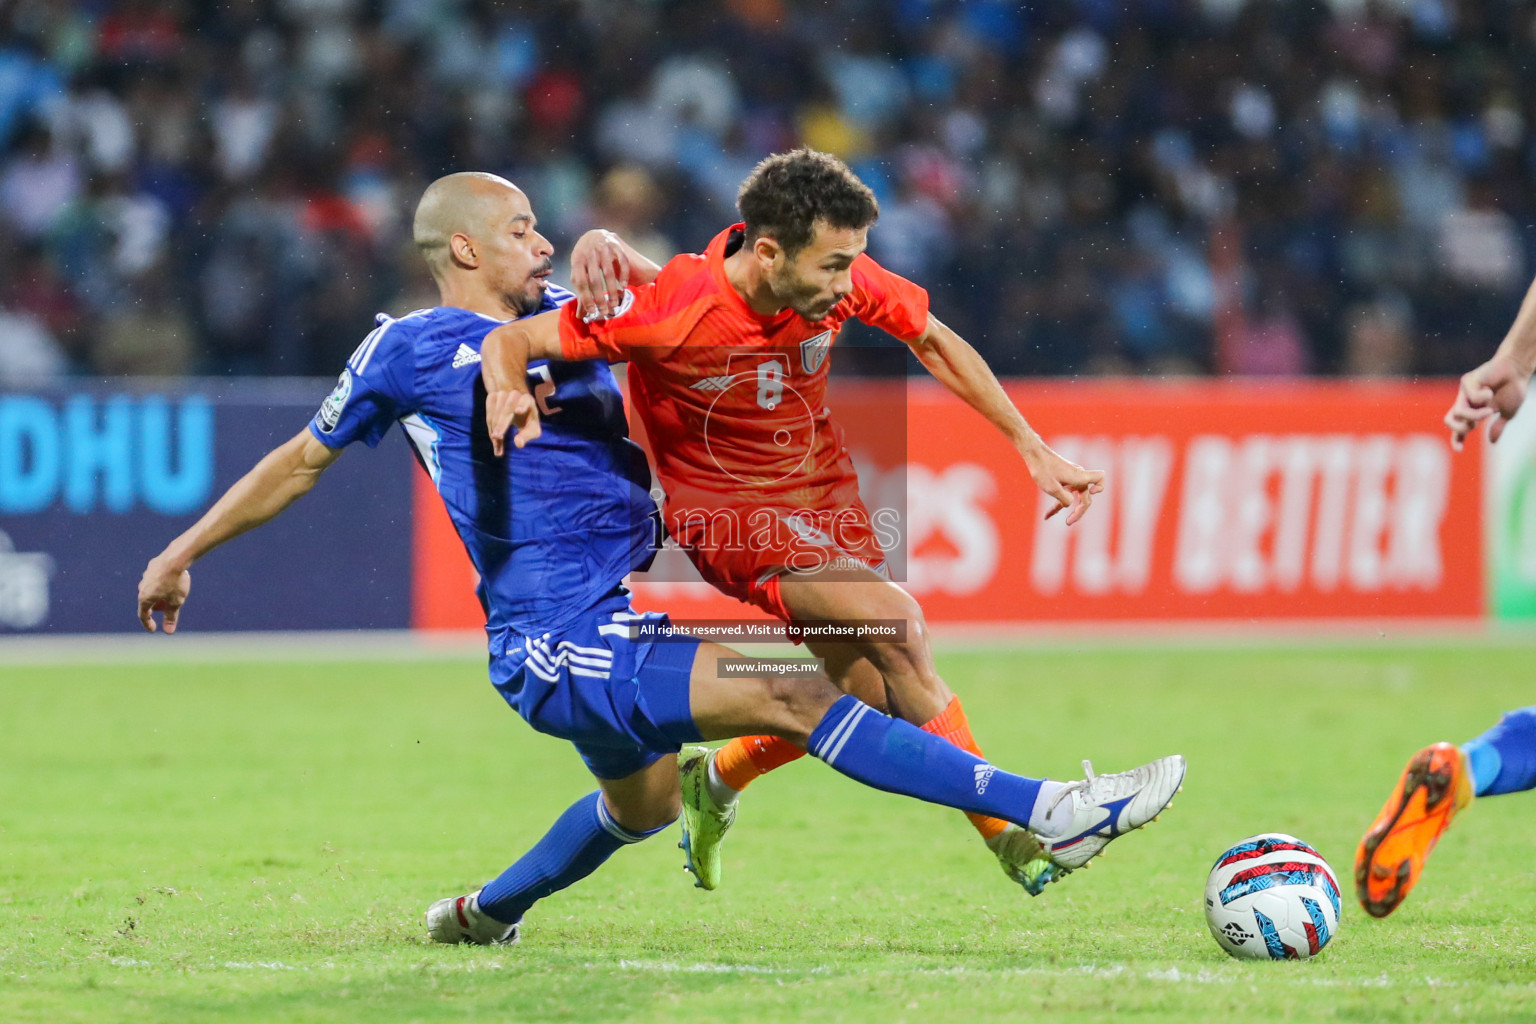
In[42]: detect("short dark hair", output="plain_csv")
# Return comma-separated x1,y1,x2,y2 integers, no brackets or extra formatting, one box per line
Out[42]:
737,149,879,256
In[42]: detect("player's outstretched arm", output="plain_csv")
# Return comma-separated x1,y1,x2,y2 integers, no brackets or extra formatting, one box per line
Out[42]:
482,311,563,456
569,229,663,321
907,314,1105,525
1447,274,1536,450
137,430,342,633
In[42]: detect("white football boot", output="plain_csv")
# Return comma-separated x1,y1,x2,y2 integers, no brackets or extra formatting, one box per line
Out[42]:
426,889,520,946
1037,755,1186,870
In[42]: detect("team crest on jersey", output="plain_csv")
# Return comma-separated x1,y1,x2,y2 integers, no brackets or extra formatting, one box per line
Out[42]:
799,330,833,373
317,368,352,433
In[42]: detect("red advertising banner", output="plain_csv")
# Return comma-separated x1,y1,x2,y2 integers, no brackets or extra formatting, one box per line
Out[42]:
412,380,1483,629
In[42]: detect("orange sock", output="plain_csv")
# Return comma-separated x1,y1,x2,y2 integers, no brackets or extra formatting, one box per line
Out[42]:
713,734,806,792
922,697,1009,840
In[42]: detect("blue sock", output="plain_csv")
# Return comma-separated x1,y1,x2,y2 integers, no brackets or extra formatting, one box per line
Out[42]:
477,790,670,924
1461,707,1536,797
807,694,1043,824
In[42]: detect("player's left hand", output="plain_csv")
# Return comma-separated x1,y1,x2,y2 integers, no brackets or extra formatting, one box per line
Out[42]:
486,388,541,456
1021,441,1105,526
570,229,632,321
137,557,191,634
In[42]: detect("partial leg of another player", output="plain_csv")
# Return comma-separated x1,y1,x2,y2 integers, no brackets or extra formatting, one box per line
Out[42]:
694,564,1062,893
686,641,1184,877
1356,706,1536,918
435,641,1183,945
428,755,680,945
679,645,885,890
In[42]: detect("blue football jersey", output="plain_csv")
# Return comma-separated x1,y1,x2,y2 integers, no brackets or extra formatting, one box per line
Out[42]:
308,286,661,635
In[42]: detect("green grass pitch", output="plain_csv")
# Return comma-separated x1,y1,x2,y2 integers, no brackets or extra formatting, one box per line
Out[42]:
2,641,1533,1022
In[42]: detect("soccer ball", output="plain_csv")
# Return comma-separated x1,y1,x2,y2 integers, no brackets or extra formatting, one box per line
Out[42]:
1204,833,1342,960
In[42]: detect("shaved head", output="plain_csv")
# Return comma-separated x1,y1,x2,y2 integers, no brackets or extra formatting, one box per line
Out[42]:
413,171,554,317
413,172,525,277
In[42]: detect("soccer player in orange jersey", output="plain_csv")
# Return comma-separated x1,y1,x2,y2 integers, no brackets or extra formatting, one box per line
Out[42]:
1352,271,1536,918
482,150,1109,894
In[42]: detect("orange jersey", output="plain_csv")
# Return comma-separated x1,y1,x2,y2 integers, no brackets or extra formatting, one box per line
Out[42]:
558,224,927,609
558,224,928,507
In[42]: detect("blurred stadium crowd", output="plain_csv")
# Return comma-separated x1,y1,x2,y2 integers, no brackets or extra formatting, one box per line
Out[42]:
0,0,1531,379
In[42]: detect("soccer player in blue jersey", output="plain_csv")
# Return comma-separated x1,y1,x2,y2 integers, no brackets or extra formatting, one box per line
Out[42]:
137,172,1185,946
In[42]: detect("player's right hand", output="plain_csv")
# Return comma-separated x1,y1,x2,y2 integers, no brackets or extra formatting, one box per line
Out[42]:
570,229,631,320
487,389,541,456
1446,353,1531,451
137,557,191,634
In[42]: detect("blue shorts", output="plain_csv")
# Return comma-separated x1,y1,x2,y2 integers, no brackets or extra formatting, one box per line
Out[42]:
488,588,703,780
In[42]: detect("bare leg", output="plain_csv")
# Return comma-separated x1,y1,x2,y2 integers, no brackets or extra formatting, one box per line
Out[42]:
781,567,1014,845
596,754,682,832
778,563,952,722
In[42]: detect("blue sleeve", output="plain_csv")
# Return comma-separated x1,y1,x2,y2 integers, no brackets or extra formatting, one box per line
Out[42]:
540,283,576,311
308,317,419,449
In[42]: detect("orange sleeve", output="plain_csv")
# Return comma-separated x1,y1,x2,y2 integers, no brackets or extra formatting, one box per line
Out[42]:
848,253,930,342
558,283,659,362
558,257,716,362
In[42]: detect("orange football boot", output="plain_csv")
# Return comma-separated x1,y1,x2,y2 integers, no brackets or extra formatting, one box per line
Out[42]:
1355,742,1474,918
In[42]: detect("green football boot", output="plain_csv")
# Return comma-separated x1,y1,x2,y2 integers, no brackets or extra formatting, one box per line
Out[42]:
677,745,736,890
986,823,1068,896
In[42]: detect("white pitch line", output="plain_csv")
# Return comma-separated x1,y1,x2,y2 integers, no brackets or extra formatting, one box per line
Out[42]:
603,959,1536,991
6,619,1536,667
79,956,1536,991
924,618,1536,654
0,630,487,666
